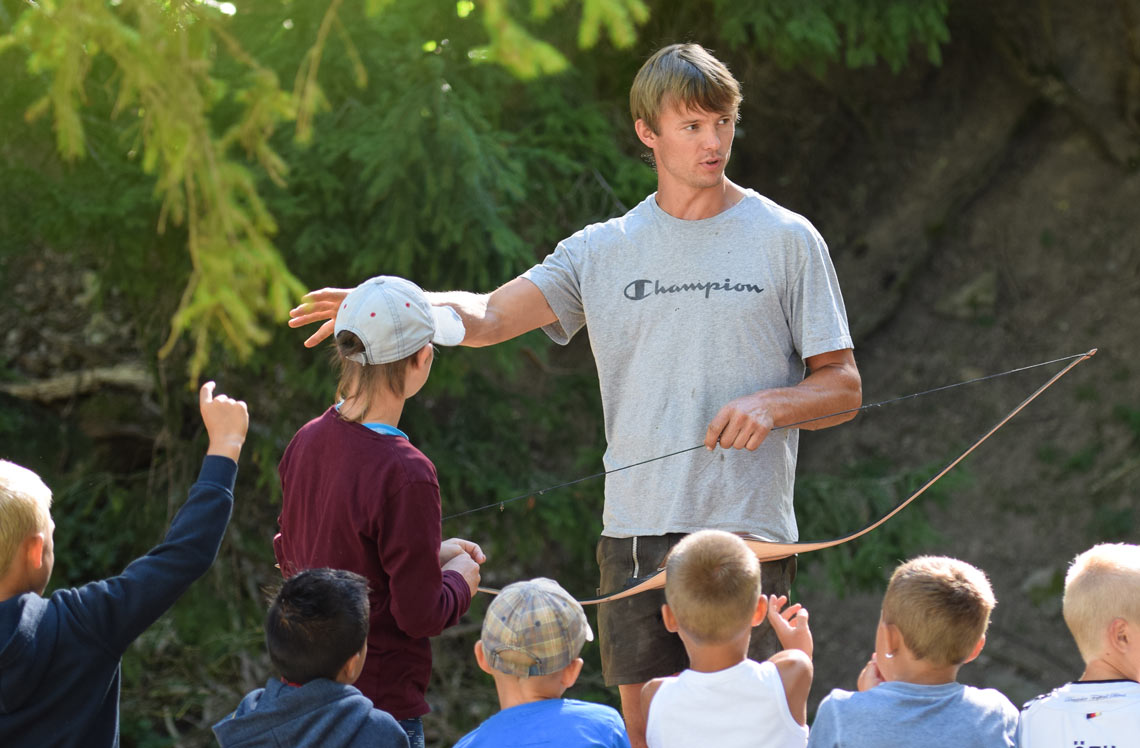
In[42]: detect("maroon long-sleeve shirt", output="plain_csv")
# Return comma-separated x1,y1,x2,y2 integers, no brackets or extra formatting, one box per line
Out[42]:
274,407,471,720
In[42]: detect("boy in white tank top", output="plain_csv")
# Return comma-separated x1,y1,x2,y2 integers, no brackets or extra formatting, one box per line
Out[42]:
640,531,812,748
1018,543,1140,747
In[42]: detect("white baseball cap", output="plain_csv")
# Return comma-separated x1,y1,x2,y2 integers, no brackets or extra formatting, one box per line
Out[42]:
333,276,465,365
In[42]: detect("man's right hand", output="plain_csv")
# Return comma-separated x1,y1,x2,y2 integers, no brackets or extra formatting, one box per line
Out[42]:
288,288,352,348
442,551,481,596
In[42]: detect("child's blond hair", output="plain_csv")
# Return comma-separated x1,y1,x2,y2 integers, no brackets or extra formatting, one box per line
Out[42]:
1062,543,1140,662
664,530,761,644
629,43,742,134
0,460,53,577
334,331,417,423
881,556,995,666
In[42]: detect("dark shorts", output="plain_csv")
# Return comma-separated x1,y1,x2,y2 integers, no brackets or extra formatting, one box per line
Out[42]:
596,533,797,686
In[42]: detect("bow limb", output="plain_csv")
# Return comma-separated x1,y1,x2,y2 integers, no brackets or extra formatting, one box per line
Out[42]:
737,347,1096,561
478,349,1096,605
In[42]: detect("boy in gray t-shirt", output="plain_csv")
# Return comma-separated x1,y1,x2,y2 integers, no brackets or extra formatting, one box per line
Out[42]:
807,557,1018,748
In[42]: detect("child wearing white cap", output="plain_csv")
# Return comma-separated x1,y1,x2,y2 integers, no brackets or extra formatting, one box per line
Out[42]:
456,578,631,748
273,276,482,748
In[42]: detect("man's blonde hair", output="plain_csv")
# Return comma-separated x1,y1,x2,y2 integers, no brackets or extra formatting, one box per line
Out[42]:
630,43,742,134
664,530,761,644
1062,543,1140,662
0,460,53,578
881,556,995,667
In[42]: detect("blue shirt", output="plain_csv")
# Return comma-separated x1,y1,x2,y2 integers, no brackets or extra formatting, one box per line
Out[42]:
808,681,1018,748
455,698,630,748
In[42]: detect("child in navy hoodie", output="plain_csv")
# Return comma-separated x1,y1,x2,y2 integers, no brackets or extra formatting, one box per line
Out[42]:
212,568,408,748
0,381,247,748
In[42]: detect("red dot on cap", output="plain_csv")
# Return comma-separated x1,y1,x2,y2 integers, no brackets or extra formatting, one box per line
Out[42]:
370,312,376,317
405,303,410,307
342,303,347,309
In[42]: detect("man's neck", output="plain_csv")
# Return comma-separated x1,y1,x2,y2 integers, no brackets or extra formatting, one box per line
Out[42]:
654,178,744,221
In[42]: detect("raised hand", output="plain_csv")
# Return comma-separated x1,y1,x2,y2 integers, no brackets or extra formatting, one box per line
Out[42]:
766,593,813,659
200,381,249,463
857,653,886,691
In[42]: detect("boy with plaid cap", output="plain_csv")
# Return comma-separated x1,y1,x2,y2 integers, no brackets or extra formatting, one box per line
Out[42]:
456,578,631,748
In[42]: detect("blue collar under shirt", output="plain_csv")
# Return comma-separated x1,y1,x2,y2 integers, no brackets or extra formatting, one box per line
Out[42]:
334,402,409,439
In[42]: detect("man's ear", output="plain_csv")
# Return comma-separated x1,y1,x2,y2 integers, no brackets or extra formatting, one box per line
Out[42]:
661,603,679,633
634,118,658,150
962,634,986,665
560,657,584,689
414,344,433,368
474,640,495,676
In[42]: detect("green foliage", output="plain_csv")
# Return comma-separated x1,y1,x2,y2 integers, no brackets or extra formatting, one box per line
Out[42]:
711,0,950,73
1,0,305,382
793,455,964,594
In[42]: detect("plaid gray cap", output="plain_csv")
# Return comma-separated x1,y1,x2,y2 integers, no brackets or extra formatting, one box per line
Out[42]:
333,276,465,365
481,577,593,677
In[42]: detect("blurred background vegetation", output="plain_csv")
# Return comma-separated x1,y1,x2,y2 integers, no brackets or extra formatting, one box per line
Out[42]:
1,0,1138,745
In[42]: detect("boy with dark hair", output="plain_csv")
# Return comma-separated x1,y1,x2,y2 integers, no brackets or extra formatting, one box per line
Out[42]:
0,381,247,747
213,568,408,748
640,530,813,748
1017,543,1140,746
808,556,1018,748
456,577,630,748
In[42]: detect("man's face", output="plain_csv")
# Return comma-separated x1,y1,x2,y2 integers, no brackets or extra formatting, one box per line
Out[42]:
637,101,737,191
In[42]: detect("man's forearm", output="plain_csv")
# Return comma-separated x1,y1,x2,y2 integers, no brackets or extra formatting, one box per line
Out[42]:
427,277,557,348
425,290,497,347
766,356,862,431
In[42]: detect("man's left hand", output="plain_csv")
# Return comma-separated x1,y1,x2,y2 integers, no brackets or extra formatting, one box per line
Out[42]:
704,393,775,450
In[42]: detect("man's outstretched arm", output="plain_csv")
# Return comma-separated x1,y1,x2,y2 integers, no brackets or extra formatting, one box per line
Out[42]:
288,277,556,349
704,348,861,451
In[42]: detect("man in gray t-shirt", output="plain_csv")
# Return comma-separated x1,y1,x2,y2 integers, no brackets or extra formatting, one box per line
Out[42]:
290,43,861,748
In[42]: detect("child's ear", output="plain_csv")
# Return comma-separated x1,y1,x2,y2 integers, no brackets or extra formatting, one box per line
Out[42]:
560,657,584,689
414,344,434,368
25,533,45,569
883,622,904,656
661,603,679,633
752,594,769,626
474,640,495,675
337,642,368,684
1108,617,1130,653
962,634,986,665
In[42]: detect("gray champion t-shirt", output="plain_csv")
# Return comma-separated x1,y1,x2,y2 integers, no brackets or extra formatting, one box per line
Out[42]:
522,190,853,540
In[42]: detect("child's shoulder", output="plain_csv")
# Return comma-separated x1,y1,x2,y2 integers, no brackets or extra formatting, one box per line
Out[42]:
458,698,627,748
959,683,1019,713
